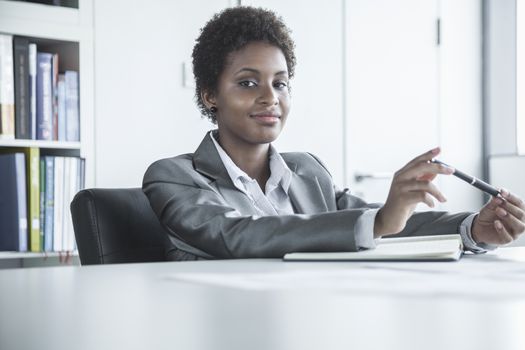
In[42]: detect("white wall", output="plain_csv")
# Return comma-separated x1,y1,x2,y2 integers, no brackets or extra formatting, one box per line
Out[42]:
486,0,517,156
93,0,230,188
438,0,483,212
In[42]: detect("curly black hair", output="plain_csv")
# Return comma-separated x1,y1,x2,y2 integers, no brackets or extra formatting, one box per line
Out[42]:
192,6,296,123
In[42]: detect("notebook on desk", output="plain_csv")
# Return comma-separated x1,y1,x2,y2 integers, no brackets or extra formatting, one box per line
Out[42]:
283,234,463,262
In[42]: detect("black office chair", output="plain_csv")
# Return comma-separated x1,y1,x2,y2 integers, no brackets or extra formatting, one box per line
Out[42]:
71,188,170,265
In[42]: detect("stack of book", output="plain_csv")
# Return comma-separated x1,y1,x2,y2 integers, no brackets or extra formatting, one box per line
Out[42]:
0,148,85,252
0,34,80,142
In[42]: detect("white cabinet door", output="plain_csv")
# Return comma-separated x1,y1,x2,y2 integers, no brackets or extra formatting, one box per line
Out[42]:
345,0,440,205
94,0,231,187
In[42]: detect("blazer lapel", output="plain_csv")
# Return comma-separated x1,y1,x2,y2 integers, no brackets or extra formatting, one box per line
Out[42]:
192,132,259,216
286,160,329,214
193,132,329,216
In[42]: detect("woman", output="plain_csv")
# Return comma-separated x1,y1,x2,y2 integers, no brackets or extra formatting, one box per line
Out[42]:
143,6,524,260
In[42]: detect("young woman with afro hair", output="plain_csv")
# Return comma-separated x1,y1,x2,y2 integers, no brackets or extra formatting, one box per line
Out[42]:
143,6,525,260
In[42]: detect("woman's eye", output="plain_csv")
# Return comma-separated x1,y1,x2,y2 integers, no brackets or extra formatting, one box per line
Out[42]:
239,80,257,87
274,81,288,89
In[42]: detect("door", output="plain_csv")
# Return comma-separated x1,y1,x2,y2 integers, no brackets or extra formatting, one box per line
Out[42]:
345,0,441,207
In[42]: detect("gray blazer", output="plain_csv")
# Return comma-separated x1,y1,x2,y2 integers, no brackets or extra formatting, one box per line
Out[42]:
143,133,470,259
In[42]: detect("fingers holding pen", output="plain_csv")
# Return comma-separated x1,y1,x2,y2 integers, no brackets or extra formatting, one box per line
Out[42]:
400,160,455,181
376,147,451,236
496,189,525,239
398,179,448,204
403,147,441,169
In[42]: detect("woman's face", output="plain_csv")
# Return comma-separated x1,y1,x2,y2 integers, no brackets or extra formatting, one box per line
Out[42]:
208,41,290,149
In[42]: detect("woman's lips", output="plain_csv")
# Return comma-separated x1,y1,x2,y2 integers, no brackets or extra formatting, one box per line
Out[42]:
250,113,280,125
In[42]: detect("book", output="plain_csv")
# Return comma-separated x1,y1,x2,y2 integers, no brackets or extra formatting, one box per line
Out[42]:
62,157,71,251
39,157,46,251
57,75,66,140
0,153,28,251
28,43,37,140
36,52,53,140
283,234,464,262
53,156,64,251
1,147,41,251
26,147,41,252
13,36,31,139
0,34,15,140
51,53,59,140
43,156,54,252
65,71,79,141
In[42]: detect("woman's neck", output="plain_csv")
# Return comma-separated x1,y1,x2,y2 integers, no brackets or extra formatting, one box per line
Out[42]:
218,138,271,191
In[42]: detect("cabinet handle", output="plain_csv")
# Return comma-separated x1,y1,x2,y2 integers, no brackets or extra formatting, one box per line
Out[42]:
354,172,392,183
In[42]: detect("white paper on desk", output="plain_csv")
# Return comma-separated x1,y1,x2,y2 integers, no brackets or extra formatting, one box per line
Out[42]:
165,258,525,300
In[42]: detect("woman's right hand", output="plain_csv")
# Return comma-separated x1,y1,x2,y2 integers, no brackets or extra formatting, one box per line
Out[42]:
374,147,454,238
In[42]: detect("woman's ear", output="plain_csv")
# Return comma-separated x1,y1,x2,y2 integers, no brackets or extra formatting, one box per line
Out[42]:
201,90,217,110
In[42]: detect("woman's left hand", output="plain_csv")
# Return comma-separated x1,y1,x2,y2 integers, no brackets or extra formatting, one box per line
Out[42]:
472,189,525,246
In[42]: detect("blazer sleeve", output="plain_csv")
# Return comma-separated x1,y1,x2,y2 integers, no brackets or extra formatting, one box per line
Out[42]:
143,156,373,259
310,151,472,240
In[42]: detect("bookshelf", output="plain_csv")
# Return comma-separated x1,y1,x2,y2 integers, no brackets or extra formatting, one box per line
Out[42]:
0,0,94,267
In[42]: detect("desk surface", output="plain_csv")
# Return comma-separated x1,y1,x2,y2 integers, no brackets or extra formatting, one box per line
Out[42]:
1,248,525,350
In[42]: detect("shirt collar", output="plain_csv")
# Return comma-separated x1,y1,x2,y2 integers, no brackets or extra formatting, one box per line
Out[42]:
208,130,292,193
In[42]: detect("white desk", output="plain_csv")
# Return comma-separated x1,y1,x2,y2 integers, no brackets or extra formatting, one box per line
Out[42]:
1,248,525,350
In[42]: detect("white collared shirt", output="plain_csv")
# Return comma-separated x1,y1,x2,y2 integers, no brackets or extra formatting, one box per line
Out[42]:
209,131,294,216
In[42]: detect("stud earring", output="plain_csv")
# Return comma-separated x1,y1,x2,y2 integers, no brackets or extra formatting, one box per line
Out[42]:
210,106,218,113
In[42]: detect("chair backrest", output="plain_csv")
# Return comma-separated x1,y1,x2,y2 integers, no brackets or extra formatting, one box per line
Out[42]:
71,188,169,265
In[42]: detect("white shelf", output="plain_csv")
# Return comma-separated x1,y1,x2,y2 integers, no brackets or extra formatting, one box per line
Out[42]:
0,139,81,149
0,0,95,268
0,251,78,259
0,0,90,41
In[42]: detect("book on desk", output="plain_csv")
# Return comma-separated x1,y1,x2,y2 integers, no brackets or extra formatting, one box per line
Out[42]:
283,234,463,262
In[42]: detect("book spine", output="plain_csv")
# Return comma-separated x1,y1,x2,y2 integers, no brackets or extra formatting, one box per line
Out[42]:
39,158,45,251
15,153,28,251
51,53,59,140
44,156,55,252
0,34,15,140
29,43,37,140
57,75,66,141
13,37,31,139
65,71,80,141
62,157,71,251
27,147,41,252
36,52,53,141
0,156,20,250
53,156,64,252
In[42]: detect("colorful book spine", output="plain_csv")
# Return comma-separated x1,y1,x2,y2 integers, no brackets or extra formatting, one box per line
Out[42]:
13,37,31,139
39,158,45,251
51,53,59,140
26,147,41,252
0,153,28,251
36,52,53,140
57,75,66,141
28,43,37,140
53,156,64,252
0,34,15,139
44,156,54,252
65,71,80,141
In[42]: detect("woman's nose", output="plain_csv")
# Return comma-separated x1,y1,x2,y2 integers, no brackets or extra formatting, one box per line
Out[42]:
257,84,279,105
